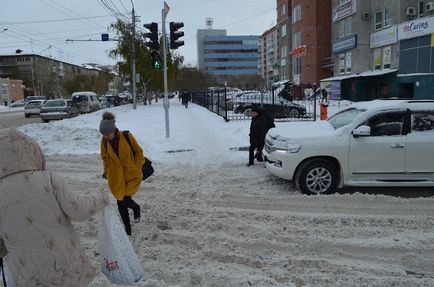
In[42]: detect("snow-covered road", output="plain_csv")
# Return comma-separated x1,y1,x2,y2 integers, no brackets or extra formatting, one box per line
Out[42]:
14,99,434,286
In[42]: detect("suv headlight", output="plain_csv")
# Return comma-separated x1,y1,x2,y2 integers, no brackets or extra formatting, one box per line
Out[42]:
271,143,302,153
286,143,302,153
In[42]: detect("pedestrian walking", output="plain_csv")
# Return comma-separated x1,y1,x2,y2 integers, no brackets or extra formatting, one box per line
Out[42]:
180,90,190,108
0,128,108,287
247,106,268,166
99,111,145,236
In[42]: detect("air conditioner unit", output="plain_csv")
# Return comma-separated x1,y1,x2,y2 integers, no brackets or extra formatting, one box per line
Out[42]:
362,12,370,20
406,6,417,16
426,2,434,12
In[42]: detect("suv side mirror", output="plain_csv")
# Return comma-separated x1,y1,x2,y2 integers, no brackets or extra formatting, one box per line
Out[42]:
353,125,371,137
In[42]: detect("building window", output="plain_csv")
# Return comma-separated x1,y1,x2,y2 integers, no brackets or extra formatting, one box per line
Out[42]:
338,17,352,38
293,5,301,23
293,32,301,48
281,24,287,37
345,52,352,73
281,45,287,60
339,53,345,74
374,46,392,70
1,87,7,96
281,3,286,16
383,46,391,69
373,48,382,70
375,8,391,30
294,57,301,75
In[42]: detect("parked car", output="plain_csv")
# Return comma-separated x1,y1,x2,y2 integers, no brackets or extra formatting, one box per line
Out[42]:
71,91,100,113
263,100,434,195
8,99,25,108
233,91,306,118
106,95,122,106
40,99,80,122
99,96,111,109
24,100,45,118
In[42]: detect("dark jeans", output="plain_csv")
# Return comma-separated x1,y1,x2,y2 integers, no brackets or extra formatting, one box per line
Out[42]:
117,196,140,236
249,142,264,165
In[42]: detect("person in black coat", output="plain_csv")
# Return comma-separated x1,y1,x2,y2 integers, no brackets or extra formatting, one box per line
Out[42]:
248,106,268,166
180,90,190,108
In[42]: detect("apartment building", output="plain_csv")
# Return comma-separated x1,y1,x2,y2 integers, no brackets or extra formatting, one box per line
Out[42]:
0,54,103,98
291,0,332,97
259,26,279,89
276,0,292,82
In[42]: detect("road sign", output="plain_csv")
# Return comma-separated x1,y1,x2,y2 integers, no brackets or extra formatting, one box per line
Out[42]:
101,34,109,41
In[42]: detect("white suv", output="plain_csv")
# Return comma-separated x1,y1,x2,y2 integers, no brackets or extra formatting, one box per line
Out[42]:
264,100,434,195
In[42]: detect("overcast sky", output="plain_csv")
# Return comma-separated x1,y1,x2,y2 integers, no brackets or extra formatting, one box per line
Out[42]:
0,0,276,67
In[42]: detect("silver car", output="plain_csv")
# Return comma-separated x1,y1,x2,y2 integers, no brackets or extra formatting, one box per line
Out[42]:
40,99,80,122
24,100,45,118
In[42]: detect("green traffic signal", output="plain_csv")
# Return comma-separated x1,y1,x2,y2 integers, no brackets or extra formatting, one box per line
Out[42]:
151,50,162,70
153,59,161,70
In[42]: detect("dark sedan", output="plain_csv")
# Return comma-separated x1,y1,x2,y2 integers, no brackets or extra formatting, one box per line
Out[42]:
234,102,306,118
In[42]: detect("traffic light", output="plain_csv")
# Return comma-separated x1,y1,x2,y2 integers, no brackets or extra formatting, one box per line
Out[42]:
169,22,184,49
151,50,162,70
143,22,159,50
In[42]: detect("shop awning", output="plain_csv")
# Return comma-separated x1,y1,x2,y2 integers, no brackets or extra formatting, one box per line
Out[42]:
320,69,398,82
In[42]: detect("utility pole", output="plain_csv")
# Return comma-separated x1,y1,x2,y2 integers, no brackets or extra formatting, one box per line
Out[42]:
131,6,137,109
162,5,170,138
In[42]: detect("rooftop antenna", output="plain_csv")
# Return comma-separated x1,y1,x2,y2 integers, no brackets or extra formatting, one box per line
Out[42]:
206,18,213,30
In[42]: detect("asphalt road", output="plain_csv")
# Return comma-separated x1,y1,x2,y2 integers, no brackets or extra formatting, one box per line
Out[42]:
0,109,41,129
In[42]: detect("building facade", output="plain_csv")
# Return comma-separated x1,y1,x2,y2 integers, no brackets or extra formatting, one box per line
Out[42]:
277,0,292,82
0,54,102,98
259,26,279,89
325,0,434,101
199,34,259,83
197,28,227,72
291,0,332,97
0,78,24,104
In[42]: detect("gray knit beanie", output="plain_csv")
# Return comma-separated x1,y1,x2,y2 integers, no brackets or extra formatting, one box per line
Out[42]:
99,119,116,134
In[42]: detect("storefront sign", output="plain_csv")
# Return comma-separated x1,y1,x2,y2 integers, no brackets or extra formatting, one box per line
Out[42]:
370,26,397,48
332,0,357,23
333,34,357,53
291,45,306,57
398,16,434,40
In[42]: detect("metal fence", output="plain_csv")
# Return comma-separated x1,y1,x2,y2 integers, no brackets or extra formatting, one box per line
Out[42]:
191,87,317,122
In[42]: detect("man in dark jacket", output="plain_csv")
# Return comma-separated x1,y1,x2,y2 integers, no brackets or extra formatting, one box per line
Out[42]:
180,90,190,108
248,106,268,166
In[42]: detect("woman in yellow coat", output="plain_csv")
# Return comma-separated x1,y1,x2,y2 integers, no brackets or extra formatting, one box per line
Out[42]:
100,112,145,236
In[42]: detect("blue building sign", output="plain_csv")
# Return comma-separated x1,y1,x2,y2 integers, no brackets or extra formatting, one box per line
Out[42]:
333,34,357,54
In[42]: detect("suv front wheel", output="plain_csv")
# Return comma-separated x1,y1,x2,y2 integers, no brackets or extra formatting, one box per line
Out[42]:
295,159,338,195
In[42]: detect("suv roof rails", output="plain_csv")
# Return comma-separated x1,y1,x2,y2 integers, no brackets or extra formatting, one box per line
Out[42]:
407,100,434,103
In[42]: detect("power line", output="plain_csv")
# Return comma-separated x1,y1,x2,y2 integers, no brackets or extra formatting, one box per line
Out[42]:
0,14,124,25
43,0,108,31
37,0,106,31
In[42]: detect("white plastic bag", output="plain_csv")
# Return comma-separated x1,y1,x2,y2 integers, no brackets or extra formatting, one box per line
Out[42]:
98,206,145,285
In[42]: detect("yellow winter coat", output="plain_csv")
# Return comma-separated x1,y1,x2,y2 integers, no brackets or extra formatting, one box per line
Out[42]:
101,130,145,201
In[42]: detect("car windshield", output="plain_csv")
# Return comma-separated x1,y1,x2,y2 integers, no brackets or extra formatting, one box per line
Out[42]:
44,100,66,107
328,108,366,129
